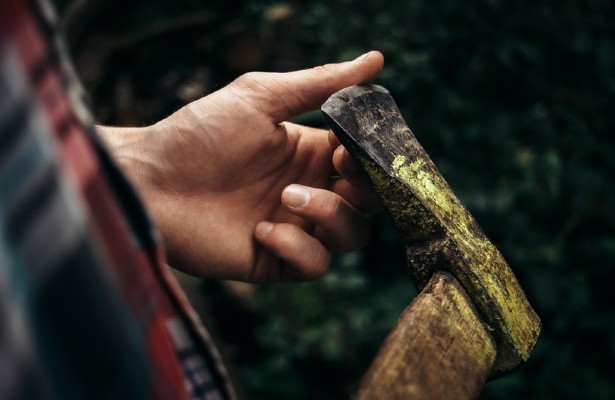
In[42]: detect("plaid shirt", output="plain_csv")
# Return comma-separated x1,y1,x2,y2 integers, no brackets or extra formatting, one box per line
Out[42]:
0,1,236,399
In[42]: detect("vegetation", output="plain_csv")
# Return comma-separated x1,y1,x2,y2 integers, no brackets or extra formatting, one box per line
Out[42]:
54,0,615,398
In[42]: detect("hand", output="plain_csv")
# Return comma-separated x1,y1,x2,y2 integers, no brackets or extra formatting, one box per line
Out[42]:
98,51,384,282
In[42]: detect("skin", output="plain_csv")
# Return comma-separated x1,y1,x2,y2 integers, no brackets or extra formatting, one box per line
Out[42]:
97,51,385,282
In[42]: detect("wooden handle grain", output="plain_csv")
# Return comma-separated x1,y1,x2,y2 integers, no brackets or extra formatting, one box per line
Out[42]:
355,272,496,400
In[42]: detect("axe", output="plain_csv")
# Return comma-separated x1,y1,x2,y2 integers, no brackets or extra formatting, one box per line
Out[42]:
322,85,540,399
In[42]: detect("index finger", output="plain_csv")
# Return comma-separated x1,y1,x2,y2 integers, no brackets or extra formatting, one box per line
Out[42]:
231,51,384,123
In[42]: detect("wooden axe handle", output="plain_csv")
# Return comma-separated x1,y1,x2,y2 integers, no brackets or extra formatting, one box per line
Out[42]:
355,272,496,400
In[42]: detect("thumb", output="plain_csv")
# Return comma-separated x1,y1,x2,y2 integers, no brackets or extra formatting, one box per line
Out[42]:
229,51,384,123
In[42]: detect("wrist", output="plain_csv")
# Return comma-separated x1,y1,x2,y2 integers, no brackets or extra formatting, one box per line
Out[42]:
95,124,159,202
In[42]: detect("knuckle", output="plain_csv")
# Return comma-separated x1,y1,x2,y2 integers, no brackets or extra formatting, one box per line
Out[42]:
311,65,329,75
311,64,335,86
233,71,264,88
279,225,302,249
237,71,257,83
320,195,342,220
312,63,335,75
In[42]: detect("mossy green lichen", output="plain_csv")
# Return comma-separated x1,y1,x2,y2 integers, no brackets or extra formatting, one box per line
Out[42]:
385,153,540,374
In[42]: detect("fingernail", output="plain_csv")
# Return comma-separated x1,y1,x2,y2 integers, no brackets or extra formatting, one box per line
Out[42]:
256,222,274,237
354,51,372,62
283,185,311,208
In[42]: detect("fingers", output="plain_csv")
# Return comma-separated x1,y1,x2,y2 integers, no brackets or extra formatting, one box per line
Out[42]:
254,222,331,281
230,51,384,123
331,145,382,213
254,184,371,280
253,179,375,281
281,185,371,251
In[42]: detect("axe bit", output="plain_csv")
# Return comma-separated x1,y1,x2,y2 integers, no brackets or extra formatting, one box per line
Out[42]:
321,84,540,375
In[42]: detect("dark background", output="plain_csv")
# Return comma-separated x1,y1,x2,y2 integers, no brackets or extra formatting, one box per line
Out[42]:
52,0,615,398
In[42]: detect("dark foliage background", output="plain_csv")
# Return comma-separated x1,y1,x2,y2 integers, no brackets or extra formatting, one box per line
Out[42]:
52,0,615,398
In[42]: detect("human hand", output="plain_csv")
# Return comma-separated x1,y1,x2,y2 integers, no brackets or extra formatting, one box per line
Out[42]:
99,51,384,282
